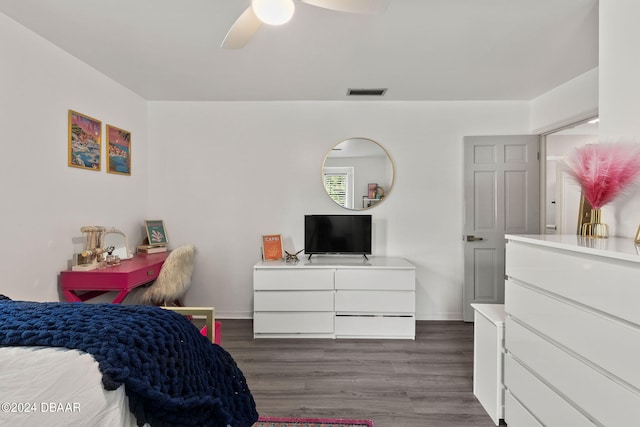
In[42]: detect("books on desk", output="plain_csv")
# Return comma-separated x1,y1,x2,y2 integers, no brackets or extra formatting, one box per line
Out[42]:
137,245,168,254
71,263,98,271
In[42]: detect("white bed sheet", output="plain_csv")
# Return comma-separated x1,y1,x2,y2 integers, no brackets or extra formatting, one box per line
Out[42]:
0,346,144,427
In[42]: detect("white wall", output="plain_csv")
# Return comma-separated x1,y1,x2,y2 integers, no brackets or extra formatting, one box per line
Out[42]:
531,0,640,238
0,13,148,301
599,0,640,238
148,101,530,319
530,67,599,134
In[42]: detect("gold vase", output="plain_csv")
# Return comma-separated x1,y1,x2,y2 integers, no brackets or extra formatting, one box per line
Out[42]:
581,208,609,238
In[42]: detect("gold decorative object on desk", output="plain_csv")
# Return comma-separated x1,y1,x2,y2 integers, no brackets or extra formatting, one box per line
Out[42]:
72,226,107,271
285,249,303,263
581,208,608,238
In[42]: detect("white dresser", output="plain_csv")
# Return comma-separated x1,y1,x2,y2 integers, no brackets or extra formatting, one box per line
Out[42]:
253,256,415,339
504,234,640,426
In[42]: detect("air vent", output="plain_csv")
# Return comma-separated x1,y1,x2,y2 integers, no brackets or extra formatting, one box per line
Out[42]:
347,88,387,96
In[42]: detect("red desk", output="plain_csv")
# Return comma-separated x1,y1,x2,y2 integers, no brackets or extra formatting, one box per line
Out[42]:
60,252,169,303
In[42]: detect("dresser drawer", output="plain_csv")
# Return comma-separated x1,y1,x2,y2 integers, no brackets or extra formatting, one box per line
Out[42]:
335,315,414,338
506,241,640,326
504,355,595,426
335,290,414,313
504,391,542,427
254,269,334,290
254,291,334,312
253,312,334,334
335,269,415,290
505,317,640,425
506,280,640,391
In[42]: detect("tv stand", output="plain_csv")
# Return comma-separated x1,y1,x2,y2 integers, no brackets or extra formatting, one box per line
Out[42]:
253,256,415,339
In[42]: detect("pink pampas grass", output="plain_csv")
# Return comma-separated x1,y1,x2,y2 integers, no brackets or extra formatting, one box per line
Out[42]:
565,143,640,209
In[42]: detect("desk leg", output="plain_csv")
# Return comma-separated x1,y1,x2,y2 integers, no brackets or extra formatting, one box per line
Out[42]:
112,290,130,304
62,290,111,303
62,289,82,302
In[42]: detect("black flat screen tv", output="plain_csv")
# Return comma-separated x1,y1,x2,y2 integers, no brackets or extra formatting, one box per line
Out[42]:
304,214,372,259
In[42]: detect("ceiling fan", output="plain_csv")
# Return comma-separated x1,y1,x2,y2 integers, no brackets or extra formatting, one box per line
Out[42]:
221,0,387,49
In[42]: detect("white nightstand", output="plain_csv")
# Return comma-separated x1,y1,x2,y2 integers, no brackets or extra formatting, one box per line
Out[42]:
471,303,505,426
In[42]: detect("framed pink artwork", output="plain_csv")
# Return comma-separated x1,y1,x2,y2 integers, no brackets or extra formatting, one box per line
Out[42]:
106,124,131,175
68,110,102,171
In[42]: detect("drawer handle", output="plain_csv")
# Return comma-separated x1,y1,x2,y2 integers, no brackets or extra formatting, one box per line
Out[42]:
147,270,155,276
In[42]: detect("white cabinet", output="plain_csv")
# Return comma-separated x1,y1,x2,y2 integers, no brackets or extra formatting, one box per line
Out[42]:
253,267,335,338
253,257,415,339
504,235,640,426
471,303,505,426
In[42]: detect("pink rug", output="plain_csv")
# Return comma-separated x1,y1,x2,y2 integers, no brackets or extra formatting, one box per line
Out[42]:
254,416,374,427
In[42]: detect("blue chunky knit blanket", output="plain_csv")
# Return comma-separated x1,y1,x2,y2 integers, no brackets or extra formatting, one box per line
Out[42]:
0,297,258,427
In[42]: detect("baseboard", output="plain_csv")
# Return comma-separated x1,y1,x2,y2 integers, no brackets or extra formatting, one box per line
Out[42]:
215,312,464,321
416,312,463,321
215,311,253,319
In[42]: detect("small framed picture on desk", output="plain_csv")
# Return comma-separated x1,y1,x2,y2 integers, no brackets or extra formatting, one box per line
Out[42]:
262,234,283,261
145,220,168,246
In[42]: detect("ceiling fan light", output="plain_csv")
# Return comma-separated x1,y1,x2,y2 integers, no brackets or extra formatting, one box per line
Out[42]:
252,0,295,25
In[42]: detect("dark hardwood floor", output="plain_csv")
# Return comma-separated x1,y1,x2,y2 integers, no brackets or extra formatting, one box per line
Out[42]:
220,320,500,427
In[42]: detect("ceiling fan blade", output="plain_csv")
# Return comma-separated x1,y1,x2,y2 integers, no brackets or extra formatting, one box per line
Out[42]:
221,6,262,49
300,0,387,14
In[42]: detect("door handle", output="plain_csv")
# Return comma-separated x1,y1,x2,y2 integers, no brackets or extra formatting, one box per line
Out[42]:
466,235,484,242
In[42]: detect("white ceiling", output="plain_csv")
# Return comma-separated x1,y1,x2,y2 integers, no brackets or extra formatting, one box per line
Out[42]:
0,0,598,101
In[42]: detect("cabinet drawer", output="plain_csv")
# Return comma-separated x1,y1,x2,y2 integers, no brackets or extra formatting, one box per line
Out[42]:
254,269,334,290
506,317,640,425
129,264,162,285
505,355,595,426
504,391,543,427
335,315,415,338
335,290,414,313
335,269,415,290
254,291,334,312
254,312,334,334
506,280,640,391
506,241,640,325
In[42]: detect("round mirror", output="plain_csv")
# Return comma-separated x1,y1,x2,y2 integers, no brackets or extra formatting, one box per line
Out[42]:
322,137,394,210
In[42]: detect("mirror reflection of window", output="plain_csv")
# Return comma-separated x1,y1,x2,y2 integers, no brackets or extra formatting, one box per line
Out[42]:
323,167,354,209
322,138,394,211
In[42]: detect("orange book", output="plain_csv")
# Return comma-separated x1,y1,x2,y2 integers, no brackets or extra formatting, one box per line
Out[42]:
262,234,283,261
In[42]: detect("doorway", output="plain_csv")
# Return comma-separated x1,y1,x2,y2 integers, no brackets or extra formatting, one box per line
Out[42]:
542,118,599,235
462,135,540,322
462,120,598,322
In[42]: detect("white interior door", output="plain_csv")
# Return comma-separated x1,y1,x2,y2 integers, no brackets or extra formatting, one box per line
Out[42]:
463,136,540,321
557,168,583,234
